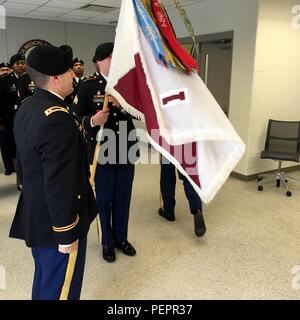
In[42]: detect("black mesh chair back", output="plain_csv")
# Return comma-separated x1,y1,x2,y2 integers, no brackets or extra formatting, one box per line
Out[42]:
261,120,300,162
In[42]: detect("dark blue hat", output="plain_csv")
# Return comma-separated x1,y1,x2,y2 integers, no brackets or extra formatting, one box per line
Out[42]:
9,53,25,66
27,45,73,76
72,57,84,68
93,42,114,62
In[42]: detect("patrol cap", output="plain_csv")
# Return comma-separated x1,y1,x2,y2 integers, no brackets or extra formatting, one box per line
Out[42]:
9,53,25,66
93,42,114,62
72,57,84,68
27,45,73,76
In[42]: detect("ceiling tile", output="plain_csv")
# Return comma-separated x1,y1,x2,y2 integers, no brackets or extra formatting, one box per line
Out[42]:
2,0,205,25
65,9,100,18
34,6,71,15
60,13,90,20
91,0,121,7
3,2,38,10
45,0,87,9
28,11,66,17
4,0,48,5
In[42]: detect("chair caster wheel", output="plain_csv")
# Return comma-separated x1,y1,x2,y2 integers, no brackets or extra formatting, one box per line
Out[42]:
258,186,263,191
286,191,292,197
276,180,280,187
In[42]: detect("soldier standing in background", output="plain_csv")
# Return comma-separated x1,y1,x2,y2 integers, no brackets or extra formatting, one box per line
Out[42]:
65,58,85,105
0,62,14,174
0,54,25,183
72,43,139,263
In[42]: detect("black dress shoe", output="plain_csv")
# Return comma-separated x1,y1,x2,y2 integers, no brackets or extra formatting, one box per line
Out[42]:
102,246,116,263
4,170,13,176
158,208,175,221
114,241,136,256
193,210,206,237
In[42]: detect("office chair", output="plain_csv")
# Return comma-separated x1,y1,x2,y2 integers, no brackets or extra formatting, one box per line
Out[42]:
257,119,300,197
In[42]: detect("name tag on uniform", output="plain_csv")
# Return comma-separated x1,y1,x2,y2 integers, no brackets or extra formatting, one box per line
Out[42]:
28,82,35,92
10,85,17,93
93,91,104,105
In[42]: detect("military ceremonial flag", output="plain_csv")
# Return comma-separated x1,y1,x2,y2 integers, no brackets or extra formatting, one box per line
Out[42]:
106,0,245,203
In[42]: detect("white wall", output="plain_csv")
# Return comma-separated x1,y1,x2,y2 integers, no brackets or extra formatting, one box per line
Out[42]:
248,0,300,175
0,17,115,75
0,28,7,61
168,0,260,175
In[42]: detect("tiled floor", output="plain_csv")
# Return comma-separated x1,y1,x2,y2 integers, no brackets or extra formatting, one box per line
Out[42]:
1,153,300,300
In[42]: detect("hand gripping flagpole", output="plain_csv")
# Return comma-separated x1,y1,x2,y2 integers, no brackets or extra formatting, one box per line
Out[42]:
89,95,109,243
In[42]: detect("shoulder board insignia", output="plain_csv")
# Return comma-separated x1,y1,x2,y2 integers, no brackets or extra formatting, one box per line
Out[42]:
44,106,69,117
73,95,78,105
83,77,96,83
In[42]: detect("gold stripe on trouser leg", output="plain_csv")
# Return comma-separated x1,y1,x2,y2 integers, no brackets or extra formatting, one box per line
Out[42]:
89,143,102,244
96,215,102,244
59,250,78,300
160,192,164,210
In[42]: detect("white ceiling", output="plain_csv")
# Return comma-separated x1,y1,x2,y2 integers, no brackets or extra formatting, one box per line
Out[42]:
0,0,204,26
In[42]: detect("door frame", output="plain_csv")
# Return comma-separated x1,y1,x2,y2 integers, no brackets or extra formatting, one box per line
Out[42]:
180,31,234,117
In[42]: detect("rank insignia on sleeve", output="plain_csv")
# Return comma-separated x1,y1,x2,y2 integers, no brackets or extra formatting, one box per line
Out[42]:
44,106,69,117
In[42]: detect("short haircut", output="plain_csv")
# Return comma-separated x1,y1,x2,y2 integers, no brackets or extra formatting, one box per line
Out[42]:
26,65,50,88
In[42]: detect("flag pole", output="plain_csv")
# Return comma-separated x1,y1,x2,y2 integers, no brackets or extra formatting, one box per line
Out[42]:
89,95,109,243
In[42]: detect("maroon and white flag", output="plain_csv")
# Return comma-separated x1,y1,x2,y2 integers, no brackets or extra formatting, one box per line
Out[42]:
106,0,245,203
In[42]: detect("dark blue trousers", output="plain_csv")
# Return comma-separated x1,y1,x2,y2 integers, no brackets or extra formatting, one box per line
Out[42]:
160,162,202,217
95,164,135,247
31,237,87,300
0,130,14,172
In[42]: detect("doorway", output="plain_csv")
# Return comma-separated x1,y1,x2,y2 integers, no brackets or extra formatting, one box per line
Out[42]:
181,32,233,117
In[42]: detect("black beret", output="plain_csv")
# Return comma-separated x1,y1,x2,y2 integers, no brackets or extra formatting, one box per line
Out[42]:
27,45,73,76
0,62,10,69
93,42,114,62
9,53,25,66
72,58,84,68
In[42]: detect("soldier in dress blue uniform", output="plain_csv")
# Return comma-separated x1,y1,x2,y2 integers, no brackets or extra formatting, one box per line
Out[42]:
65,58,86,105
0,54,25,180
0,62,12,77
159,157,207,237
9,44,106,300
72,42,139,263
0,62,14,174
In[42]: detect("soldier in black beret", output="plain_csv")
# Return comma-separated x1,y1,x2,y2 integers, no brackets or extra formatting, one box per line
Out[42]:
0,62,12,77
0,54,26,180
9,53,26,70
65,58,86,105
72,42,139,263
9,44,108,300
